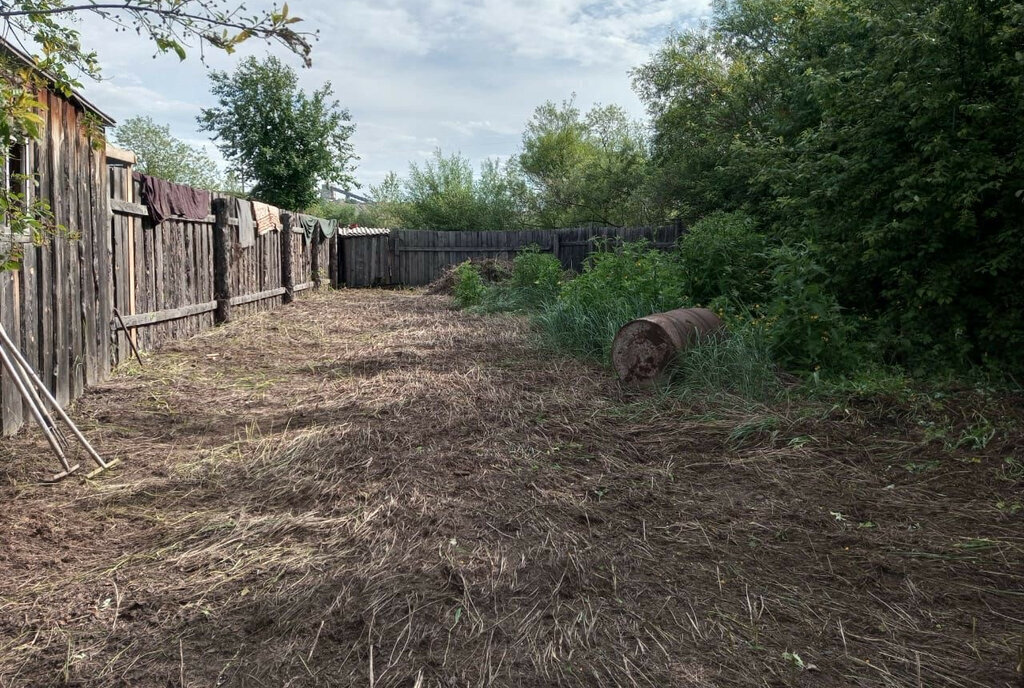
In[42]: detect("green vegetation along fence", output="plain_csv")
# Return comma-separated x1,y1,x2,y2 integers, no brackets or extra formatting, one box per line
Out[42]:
335,224,686,288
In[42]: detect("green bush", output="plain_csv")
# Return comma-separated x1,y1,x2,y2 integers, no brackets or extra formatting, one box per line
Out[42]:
535,241,688,362
637,0,1024,376
677,211,771,306
761,244,854,374
509,246,563,307
452,261,486,308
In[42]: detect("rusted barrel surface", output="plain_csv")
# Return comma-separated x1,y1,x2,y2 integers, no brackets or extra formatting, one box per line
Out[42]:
612,307,725,383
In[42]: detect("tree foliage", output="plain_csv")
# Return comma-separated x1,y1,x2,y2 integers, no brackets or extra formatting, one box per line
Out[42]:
198,55,356,210
0,1,312,86
635,0,1024,374
113,116,222,189
518,97,656,228
383,150,528,231
0,0,314,268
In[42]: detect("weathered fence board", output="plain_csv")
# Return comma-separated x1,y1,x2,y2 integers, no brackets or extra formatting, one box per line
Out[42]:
107,167,218,355
334,224,686,288
0,91,111,435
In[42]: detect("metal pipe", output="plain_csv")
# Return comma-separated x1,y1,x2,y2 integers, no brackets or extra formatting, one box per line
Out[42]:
4,340,69,449
0,324,111,470
0,340,73,473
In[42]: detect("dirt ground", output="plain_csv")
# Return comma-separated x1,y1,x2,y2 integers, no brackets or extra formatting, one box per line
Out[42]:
0,289,1021,687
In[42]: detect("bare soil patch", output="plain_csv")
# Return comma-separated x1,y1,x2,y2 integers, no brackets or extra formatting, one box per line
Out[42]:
0,289,1021,687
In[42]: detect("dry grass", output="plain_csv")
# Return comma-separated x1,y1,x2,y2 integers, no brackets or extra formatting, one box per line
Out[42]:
0,289,1021,687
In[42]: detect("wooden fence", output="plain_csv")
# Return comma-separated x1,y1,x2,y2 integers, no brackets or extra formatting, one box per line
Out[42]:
337,228,393,288
335,224,686,288
1,144,681,438
108,160,217,363
0,151,332,436
0,94,110,435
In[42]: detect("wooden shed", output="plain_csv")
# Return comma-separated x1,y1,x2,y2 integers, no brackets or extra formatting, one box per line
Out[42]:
0,38,115,435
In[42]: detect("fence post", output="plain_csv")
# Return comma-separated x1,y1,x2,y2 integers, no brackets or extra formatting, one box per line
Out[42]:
551,231,560,267
311,233,322,290
212,198,232,324
281,213,294,304
387,232,397,285
328,233,338,287
338,237,347,288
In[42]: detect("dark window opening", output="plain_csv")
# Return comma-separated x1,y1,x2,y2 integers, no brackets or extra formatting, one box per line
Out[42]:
3,141,33,242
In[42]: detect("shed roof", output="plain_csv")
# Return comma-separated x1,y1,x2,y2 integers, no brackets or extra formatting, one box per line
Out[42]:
0,37,117,127
336,227,391,237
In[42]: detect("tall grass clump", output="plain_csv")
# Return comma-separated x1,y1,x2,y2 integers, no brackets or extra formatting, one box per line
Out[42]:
535,241,688,362
666,326,782,402
459,248,565,313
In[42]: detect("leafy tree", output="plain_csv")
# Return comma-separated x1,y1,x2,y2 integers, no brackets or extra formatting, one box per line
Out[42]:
360,172,405,228
198,55,356,210
389,150,528,230
0,0,312,268
305,200,360,226
475,158,531,231
518,97,657,228
636,0,1024,374
113,116,222,189
401,150,479,230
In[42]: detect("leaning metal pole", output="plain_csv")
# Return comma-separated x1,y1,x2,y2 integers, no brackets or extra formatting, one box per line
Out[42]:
0,336,79,480
0,323,117,478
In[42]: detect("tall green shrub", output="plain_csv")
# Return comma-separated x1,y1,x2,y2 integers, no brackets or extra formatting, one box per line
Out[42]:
536,242,688,362
636,0,1024,375
509,246,563,308
762,244,852,374
452,262,486,308
677,211,770,307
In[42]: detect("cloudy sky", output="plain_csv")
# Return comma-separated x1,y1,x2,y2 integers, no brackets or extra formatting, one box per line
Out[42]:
73,0,711,190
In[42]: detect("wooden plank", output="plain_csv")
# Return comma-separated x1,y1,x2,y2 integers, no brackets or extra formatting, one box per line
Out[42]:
154,221,165,326
18,244,39,397
280,215,294,303
0,270,24,435
83,143,100,383
311,232,321,289
70,128,87,397
109,198,148,217
114,301,218,328
54,102,73,406
228,287,287,306
327,234,338,287
105,145,136,165
293,281,315,293
111,167,129,364
394,244,551,253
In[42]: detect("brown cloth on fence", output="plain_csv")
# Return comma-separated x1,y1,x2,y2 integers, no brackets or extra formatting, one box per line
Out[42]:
235,198,256,248
133,172,211,225
252,201,282,234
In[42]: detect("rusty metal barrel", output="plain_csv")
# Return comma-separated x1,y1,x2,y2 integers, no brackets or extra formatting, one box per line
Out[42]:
612,307,725,383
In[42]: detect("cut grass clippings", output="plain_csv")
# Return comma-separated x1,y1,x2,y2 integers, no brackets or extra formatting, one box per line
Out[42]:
0,289,1021,686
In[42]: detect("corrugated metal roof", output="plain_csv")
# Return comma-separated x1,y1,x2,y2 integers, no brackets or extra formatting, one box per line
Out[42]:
336,227,391,237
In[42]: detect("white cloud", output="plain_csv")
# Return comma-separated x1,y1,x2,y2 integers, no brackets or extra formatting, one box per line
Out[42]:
68,0,711,186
